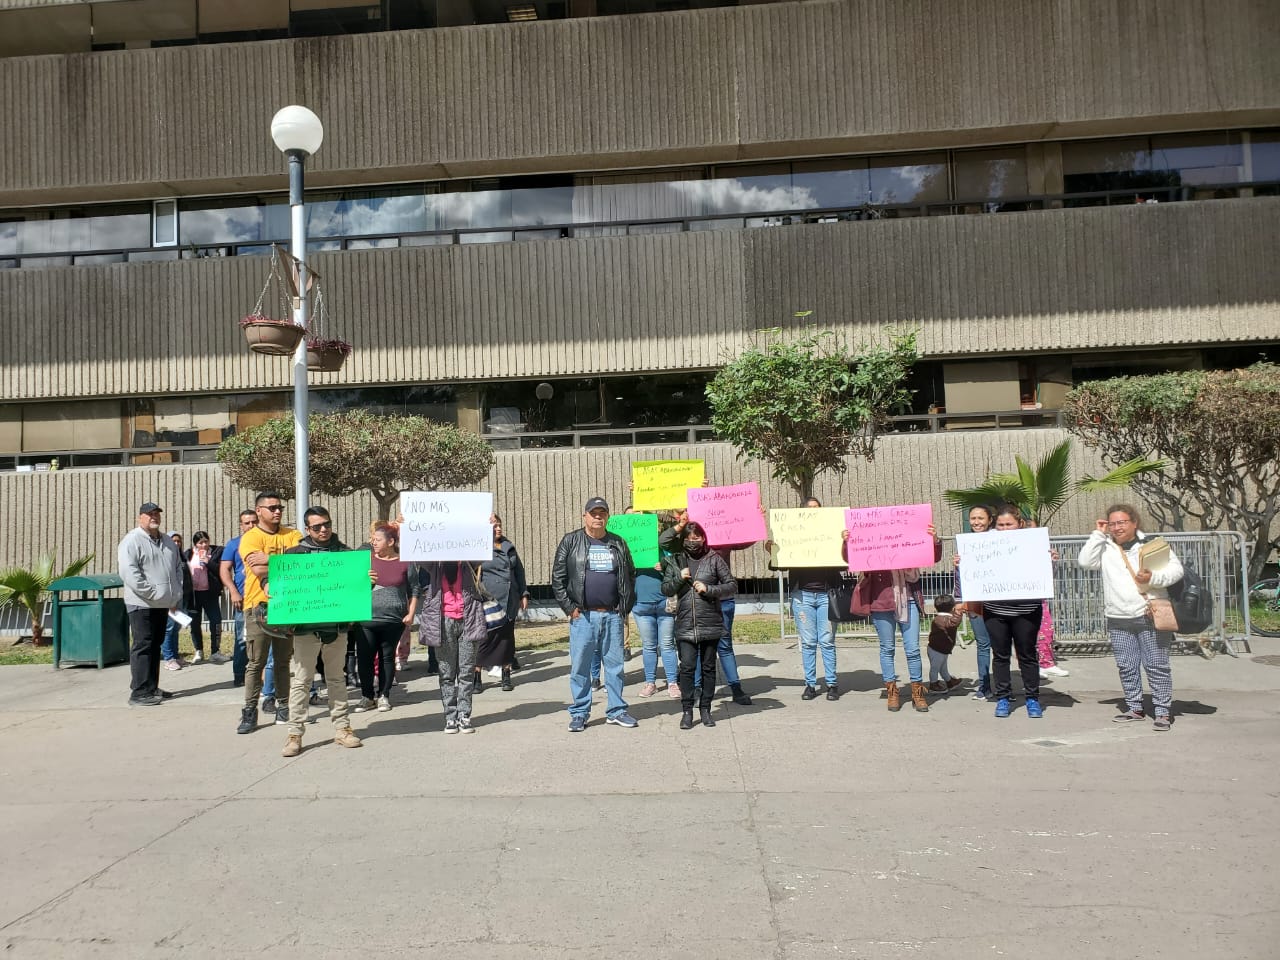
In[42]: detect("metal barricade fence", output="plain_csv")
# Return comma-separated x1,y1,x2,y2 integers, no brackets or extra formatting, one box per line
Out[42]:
774,531,1251,657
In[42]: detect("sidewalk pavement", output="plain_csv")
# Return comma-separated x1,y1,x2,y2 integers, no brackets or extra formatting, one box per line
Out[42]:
1,638,1278,959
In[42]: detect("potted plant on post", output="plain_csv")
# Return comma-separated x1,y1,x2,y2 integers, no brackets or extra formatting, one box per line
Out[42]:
306,336,353,372
240,245,308,356
241,313,305,356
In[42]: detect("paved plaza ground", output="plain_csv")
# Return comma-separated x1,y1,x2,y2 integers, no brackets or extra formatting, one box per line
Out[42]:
1,636,1278,959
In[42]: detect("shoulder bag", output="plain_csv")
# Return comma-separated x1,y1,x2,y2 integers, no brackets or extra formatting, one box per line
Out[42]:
1118,543,1178,632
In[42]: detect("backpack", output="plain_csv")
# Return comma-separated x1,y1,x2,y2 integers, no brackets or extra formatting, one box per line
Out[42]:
1166,563,1213,635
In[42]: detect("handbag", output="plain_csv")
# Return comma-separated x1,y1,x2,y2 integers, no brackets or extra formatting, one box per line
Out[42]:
665,594,679,614
1118,543,1179,632
471,563,508,630
827,575,861,623
251,602,293,642
483,597,508,630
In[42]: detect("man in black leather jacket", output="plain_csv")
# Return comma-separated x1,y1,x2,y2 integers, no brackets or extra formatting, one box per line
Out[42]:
552,497,637,732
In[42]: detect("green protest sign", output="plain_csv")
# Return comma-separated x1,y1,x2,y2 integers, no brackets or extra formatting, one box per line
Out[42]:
266,550,372,625
607,513,660,569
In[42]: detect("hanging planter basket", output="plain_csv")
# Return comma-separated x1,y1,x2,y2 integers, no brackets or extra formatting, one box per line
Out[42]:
241,315,305,356
306,337,353,372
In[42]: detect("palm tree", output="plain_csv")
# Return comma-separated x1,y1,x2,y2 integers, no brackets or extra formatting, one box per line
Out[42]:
0,552,95,645
943,440,1163,527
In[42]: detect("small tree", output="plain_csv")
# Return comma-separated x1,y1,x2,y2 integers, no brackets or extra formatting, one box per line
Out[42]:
217,411,496,520
0,552,95,645
1063,364,1280,583
706,327,918,500
942,439,1163,527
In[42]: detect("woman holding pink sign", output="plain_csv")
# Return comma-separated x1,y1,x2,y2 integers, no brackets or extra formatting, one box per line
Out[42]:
850,517,943,714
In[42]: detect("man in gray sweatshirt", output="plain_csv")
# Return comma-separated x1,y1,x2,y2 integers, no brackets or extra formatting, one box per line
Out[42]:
117,502,184,706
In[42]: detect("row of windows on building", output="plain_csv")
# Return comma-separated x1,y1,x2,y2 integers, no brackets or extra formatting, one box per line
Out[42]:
3,346,1272,469
2,129,1275,266
1,1,755,60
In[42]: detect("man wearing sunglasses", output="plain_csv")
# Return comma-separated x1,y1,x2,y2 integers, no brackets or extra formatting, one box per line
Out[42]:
236,491,302,734
277,506,363,756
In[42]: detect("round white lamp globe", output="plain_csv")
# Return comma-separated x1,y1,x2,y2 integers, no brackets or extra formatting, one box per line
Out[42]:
270,105,324,156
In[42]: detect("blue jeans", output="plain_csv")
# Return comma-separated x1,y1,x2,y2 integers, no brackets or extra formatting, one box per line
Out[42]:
568,611,628,720
633,602,677,684
694,597,741,688
969,611,991,694
232,609,247,683
262,646,276,700
792,590,836,686
871,600,922,683
161,613,181,662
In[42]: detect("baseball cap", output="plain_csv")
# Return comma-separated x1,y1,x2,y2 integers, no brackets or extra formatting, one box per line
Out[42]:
584,497,610,513
139,501,163,514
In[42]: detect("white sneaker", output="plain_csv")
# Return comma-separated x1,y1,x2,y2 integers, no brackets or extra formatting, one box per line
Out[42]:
376,695,391,713
163,659,182,672
1043,665,1070,678
458,716,475,734
191,651,204,665
353,697,376,712
395,659,406,672
209,652,229,665
488,666,503,678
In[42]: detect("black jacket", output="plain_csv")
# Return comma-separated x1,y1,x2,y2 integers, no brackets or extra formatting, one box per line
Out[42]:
283,535,353,636
481,537,529,622
551,528,636,616
661,549,736,642
181,544,222,606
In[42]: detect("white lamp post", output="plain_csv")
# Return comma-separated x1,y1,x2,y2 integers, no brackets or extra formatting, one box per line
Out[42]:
270,105,323,517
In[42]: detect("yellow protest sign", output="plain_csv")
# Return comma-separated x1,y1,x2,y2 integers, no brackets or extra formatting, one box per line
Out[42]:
631,459,705,510
768,508,847,568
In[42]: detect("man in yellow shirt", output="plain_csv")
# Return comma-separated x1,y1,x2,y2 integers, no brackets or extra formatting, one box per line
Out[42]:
236,491,302,734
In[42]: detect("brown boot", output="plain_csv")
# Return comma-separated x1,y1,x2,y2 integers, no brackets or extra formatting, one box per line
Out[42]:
910,681,930,712
334,727,363,749
885,681,901,712
281,734,302,758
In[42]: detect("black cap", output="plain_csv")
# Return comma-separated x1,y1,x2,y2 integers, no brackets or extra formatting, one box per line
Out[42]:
584,497,610,513
139,502,163,514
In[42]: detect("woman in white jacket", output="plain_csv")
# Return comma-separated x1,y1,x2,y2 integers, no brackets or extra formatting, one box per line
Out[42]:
1077,503,1184,731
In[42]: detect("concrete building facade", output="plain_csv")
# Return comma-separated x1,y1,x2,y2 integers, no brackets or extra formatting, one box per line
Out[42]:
0,0,1277,582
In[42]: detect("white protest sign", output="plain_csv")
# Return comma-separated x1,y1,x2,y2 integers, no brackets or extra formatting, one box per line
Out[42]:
398,491,494,562
955,527,1054,601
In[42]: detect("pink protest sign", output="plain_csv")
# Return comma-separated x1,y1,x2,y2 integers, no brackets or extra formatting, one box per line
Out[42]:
844,503,935,571
686,483,767,546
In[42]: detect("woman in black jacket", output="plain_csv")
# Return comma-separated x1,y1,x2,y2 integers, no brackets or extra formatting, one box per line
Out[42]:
662,521,736,730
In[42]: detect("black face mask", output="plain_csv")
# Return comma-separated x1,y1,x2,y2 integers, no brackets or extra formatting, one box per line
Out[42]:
685,537,707,558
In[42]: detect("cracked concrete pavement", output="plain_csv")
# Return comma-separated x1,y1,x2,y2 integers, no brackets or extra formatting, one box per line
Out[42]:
1,636,1278,959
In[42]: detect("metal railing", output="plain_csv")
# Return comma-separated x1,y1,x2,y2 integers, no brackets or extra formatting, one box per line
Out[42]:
773,531,1254,657
0,410,1068,471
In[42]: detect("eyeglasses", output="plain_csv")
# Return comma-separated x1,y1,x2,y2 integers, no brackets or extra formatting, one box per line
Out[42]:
1106,520,1134,527
259,504,283,512
308,522,332,532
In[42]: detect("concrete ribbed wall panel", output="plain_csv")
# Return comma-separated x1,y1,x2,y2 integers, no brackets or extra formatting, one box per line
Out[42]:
1,198,1276,400
744,199,1280,358
0,430,1128,587
3,1,1279,202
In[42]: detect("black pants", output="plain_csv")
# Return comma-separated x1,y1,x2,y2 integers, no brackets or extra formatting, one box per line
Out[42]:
357,621,401,699
984,608,1042,700
677,637,717,710
128,607,168,699
190,589,222,654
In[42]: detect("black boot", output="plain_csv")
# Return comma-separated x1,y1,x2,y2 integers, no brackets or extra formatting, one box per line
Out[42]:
700,707,716,728
731,683,752,705
473,670,484,694
236,704,257,735
679,709,694,730
501,667,514,692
